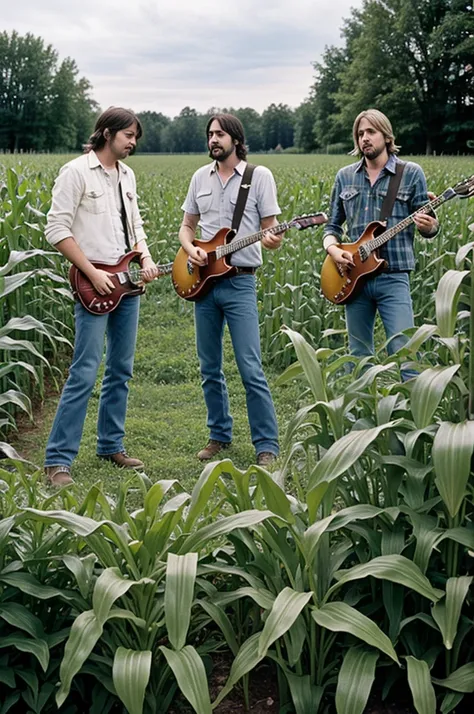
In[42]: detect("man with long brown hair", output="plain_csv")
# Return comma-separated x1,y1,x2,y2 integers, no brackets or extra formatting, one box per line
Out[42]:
179,113,282,466
323,109,439,380
44,107,156,485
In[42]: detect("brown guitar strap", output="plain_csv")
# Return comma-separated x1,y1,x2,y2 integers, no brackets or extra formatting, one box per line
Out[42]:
380,160,406,221
231,163,256,233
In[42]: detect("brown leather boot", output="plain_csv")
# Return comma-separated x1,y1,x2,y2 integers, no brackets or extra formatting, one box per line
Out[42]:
256,451,276,467
45,465,73,486
98,452,144,469
197,440,231,461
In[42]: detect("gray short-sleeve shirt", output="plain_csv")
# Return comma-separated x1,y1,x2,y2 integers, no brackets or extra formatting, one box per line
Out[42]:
181,160,281,267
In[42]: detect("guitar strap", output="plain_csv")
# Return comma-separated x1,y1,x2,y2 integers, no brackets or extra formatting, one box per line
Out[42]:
118,182,132,252
231,163,256,233
380,160,406,221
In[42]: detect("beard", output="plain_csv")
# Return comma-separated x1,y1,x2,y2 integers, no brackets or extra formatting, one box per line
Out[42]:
208,144,235,162
361,143,386,161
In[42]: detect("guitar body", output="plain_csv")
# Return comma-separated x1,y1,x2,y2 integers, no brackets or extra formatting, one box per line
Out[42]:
172,228,237,301
69,251,144,315
320,221,388,305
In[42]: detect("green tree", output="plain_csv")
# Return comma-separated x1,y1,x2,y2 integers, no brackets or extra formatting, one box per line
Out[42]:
137,111,170,152
313,0,474,154
261,103,295,150
0,30,97,152
0,31,56,151
294,98,318,152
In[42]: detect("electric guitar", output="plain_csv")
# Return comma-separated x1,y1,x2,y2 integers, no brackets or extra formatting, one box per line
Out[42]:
69,251,173,315
320,175,474,305
172,213,328,301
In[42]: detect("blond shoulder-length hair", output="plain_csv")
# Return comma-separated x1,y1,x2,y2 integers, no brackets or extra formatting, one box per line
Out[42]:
350,109,401,156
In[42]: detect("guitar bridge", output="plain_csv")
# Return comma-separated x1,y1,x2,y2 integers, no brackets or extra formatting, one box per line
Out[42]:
186,260,194,276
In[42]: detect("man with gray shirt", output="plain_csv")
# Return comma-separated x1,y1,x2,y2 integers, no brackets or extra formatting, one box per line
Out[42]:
179,114,283,466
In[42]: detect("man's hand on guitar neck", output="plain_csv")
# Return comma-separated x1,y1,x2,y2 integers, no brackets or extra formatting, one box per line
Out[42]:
140,256,160,283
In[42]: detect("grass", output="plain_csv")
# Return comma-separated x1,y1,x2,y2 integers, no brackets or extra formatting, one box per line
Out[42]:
12,278,302,494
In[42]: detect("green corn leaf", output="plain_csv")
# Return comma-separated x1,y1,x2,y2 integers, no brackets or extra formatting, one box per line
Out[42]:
212,586,275,610
433,421,474,518
196,600,239,656
327,555,443,603
0,692,20,714
0,390,32,417
0,571,78,603
57,610,103,707
255,468,295,523
432,576,472,649
106,608,147,628
435,269,469,337
0,360,38,381
211,633,262,707
281,326,327,402
258,587,312,657
0,635,49,672
113,647,152,714
440,692,464,714
410,366,460,429
312,602,399,663
406,656,436,714
92,567,142,626
303,504,383,564
0,602,44,638
335,647,379,714
62,553,96,599
307,422,399,514
0,666,15,688
165,552,198,650
285,672,324,714
0,271,36,298
0,248,56,276
433,663,474,693
185,460,241,531
160,645,212,714
179,509,276,554
143,480,177,523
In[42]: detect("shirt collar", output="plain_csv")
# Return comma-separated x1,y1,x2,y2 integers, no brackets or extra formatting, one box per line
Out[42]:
209,160,247,175
87,150,128,174
355,153,398,174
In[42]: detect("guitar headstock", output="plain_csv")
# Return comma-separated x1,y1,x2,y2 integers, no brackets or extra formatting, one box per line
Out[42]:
290,213,328,230
453,175,474,199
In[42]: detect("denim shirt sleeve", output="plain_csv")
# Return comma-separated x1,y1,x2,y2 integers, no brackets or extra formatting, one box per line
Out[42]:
409,163,439,240
323,171,346,240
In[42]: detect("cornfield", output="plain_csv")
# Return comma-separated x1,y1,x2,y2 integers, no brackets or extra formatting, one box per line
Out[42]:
0,153,473,714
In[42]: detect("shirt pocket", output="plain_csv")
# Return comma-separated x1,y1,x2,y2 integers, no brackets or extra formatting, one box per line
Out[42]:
340,188,359,222
82,189,107,214
196,189,213,215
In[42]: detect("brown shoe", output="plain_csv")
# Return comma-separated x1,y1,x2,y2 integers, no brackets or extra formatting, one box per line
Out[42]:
256,452,276,467
45,465,73,486
197,439,231,461
98,452,144,469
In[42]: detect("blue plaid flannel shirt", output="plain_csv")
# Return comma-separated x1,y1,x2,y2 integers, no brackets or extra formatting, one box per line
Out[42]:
323,155,436,271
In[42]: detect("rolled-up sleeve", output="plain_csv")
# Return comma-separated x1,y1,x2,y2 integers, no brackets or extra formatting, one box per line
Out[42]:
255,168,280,218
323,172,345,240
45,165,84,246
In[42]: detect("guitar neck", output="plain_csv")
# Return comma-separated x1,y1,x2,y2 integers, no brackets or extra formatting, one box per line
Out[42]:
155,262,174,276
218,221,290,257
366,188,456,253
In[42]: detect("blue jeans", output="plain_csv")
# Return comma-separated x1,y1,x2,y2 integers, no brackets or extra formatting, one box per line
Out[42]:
345,272,416,381
45,296,140,467
194,274,279,456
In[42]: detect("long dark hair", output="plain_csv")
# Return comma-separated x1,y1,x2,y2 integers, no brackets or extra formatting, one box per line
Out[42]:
84,107,143,153
206,113,248,160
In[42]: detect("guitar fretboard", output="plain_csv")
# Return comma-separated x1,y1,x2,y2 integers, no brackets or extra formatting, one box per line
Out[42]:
216,222,291,258
365,189,455,254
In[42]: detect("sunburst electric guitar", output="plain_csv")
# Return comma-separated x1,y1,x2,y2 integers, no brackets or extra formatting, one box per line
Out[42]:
320,174,474,305
70,251,173,315
172,213,328,301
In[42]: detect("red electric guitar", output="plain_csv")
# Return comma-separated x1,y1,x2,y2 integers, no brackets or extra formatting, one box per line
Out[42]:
69,251,173,315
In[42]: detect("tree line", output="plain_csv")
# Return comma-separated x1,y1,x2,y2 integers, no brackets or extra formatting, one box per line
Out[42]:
1,1,473,155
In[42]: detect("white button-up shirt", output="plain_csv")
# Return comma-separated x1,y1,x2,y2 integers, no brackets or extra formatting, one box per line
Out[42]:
45,151,147,264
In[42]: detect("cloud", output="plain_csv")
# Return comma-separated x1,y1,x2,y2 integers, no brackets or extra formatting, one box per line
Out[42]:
1,0,360,116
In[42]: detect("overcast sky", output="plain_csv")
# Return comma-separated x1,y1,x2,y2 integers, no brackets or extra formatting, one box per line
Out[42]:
1,0,361,117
